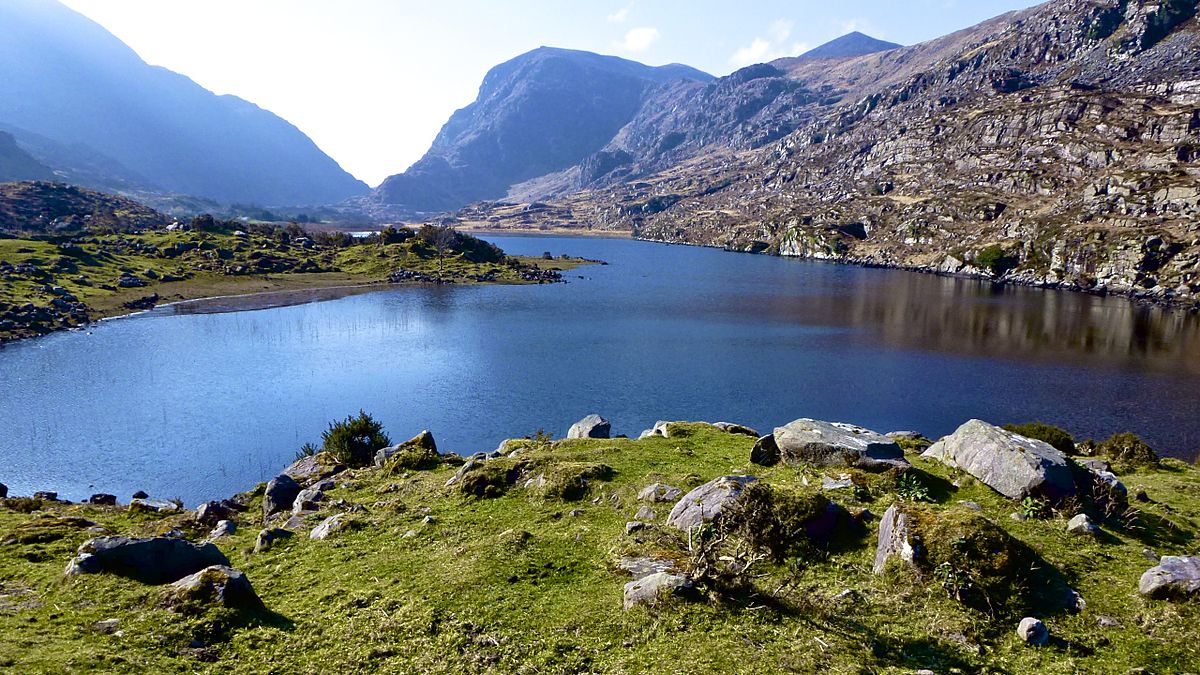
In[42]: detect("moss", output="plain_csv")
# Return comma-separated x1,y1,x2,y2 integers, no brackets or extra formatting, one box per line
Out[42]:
726,482,831,560
530,462,614,501
1002,421,1076,455
457,460,529,499
380,445,441,474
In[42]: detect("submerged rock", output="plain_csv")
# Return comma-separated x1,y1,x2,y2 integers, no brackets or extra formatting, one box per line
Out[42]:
1140,556,1200,599
65,536,230,584
666,476,757,532
622,572,691,610
568,414,611,439
773,419,907,471
922,420,1076,502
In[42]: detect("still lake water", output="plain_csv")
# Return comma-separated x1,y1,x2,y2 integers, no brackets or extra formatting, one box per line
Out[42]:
2,235,1199,504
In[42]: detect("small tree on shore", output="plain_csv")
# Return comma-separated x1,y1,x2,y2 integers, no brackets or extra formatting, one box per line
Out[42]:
319,410,391,468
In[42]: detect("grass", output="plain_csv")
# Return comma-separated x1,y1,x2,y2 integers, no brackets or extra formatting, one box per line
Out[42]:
1,427,1199,672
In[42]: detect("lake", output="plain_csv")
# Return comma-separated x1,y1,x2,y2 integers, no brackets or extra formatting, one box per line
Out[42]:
2,235,1199,505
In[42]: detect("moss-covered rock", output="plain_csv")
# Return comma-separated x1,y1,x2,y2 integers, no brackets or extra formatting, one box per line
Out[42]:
726,482,833,560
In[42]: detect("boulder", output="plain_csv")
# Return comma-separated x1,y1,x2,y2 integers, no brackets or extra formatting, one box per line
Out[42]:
207,520,237,540
713,422,759,437
131,490,149,499
88,493,117,506
1091,469,1128,504
374,430,438,467
567,414,611,439
638,483,683,503
634,506,656,521
263,475,301,518
34,491,59,501
255,527,293,553
164,565,262,610
622,572,691,610
873,505,916,574
637,421,671,439
666,476,757,532
310,513,352,540
774,419,907,471
1067,514,1099,536
822,474,855,491
195,501,233,525
445,459,479,487
130,498,182,514
618,556,676,580
65,536,230,584
0,483,6,499
922,420,1076,502
283,452,347,485
750,434,781,466
1139,556,1200,599
1017,617,1049,646
292,479,334,515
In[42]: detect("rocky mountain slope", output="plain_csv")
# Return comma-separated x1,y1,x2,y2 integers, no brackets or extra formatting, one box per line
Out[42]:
0,0,368,206
776,31,902,64
0,182,171,236
0,133,54,183
373,48,713,214
457,0,1200,307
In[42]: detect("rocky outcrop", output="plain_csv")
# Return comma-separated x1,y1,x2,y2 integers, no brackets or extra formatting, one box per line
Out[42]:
164,565,262,611
374,431,438,467
263,475,301,519
773,419,908,471
666,476,757,532
567,415,611,440
65,536,230,584
1139,556,1200,599
284,452,347,485
638,483,683,503
923,420,1077,502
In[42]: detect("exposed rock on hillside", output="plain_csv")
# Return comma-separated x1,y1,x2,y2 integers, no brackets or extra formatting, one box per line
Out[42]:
0,181,171,235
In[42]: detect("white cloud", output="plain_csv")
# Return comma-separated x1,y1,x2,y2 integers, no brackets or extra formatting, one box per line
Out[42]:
607,8,630,23
616,26,660,53
729,19,806,68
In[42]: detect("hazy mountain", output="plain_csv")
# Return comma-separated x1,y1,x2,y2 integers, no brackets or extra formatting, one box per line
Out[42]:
0,132,54,183
0,0,368,206
374,47,713,214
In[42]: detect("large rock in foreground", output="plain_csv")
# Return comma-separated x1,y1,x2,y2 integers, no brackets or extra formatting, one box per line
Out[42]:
65,536,230,584
922,420,1076,502
773,419,907,471
1140,556,1200,599
164,565,263,610
666,476,757,532
568,415,611,439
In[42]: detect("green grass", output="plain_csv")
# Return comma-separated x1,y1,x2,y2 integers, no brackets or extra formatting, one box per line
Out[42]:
1,427,1199,673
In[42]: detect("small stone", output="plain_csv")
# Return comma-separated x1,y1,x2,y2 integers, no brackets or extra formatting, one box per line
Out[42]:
1017,617,1049,646
422,515,435,525
625,521,647,535
622,572,691,610
1010,511,1027,522
637,483,683,503
254,528,292,553
402,529,417,538
207,520,236,540
310,514,351,541
1143,548,1159,562
92,618,121,634
958,500,983,511
1066,514,1099,536
1096,615,1121,628
568,509,585,518
821,474,855,490
634,506,656,521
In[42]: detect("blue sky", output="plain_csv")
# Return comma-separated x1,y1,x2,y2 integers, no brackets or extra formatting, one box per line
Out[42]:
59,0,1045,186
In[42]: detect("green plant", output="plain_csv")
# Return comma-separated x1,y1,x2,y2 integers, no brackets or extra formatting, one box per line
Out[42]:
1003,422,1076,455
727,483,830,561
294,442,320,461
319,410,391,468
1020,496,1050,520
973,244,1018,276
1096,432,1159,470
895,473,933,503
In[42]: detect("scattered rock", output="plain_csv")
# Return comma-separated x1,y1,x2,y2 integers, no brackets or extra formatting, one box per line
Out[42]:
88,493,116,506
873,505,916,574
254,528,293,553
164,565,262,610
283,452,347,484
1139,556,1200,599
618,557,676,579
131,490,149,499
1143,548,1160,562
774,419,907,471
713,422,759,436
1096,615,1121,628
65,536,230,584
129,498,182,514
1017,617,1049,646
195,501,233,525
625,521,647,535
568,509,585,517
958,501,983,511
34,491,58,501
445,459,479,487
623,572,691,610
637,483,683,503
922,420,1076,501
262,475,301,519
92,618,121,634
1067,514,1099,536
822,474,855,491
666,475,757,532
634,506,656,521
750,433,781,466
310,514,351,541
207,520,236,540
292,480,334,515
567,414,611,439
374,431,438,467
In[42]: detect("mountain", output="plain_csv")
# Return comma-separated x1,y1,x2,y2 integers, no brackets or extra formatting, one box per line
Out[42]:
456,0,1200,306
0,132,54,183
0,0,368,206
373,47,713,214
780,31,902,63
0,181,171,235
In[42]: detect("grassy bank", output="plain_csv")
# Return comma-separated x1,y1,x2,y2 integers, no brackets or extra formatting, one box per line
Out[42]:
1,424,1197,673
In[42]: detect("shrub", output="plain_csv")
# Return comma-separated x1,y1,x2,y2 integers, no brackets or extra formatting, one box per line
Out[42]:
895,472,934,503
294,442,320,461
378,226,413,245
1003,422,1076,455
973,244,1018,276
1096,432,1159,470
320,411,391,468
728,483,831,561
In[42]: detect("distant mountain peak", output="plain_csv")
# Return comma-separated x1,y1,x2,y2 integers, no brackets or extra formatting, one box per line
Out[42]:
794,32,903,61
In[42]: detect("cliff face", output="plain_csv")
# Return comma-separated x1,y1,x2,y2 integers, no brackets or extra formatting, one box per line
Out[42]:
458,0,1200,306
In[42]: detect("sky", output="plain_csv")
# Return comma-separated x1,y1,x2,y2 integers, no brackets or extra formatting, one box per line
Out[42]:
59,0,1045,187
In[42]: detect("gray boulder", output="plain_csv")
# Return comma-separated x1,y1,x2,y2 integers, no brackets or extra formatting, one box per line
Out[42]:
263,474,301,519
164,565,262,610
873,505,917,574
666,476,757,532
88,493,117,506
634,505,656,521
374,430,438,467
750,434,781,466
292,479,334,515
254,527,293,553
445,459,479,487
922,420,1076,502
1017,617,1049,646
195,501,233,525
567,414,611,439
623,572,691,610
713,422,759,437
774,419,907,471
207,520,237,540
1067,514,1099,536
1139,556,1200,599
310,513,352,541
129,498,182,514
638,483,683,503
283,452,347,485
65,536,230,584
0,482,6,499
637,421,671,440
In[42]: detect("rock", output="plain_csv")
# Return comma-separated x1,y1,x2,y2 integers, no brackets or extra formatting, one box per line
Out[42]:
625,521,647,535
34,491,58,501
958,501,983,511
1096,615,1121,628
422,515,435,525
374,430,438,467
131,490,149,499
292,479,334,515
1081,459,1113,473
634,506,656,521
568,414,611,439
568,509,585,517
666,475,757,532
88,493,117,506
283,452,347,484
774,419,907,471
922,420,1076,502
310,513,351,541
622,572,691,610
445,459,479,487
618,556,676,579
750,433,781,466
637,421,672,439
1139,556,1200,599
1067,514,1099,536
254,528,293,553
637,483,683,503
873,505,916,574
1091,469,1128,504
164,565,262,610
1017,617,1049,646
0,483,6,499
195,501,233,525
1143,548,1160,562
713,422,759,436
262,474,301,519
822,474,855,490
207,520,236,540
130,498,182,514
65,536,230,584
92,618,121,634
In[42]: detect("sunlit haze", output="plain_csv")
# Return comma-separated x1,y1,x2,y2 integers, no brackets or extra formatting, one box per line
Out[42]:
58,0,1044,186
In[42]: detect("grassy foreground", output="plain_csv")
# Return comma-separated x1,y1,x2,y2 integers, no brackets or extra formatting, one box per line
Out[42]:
1,425,1198,673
